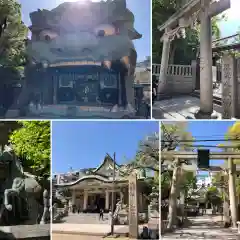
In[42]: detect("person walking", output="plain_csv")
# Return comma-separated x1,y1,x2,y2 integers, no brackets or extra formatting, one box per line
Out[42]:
152,75,158,105
99,208,104,221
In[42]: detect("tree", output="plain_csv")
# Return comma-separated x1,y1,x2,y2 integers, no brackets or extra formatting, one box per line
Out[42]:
161,122,195,229
9,121,50,178
205,186,222,208
0,0,28,67
0,121,21,150
126,133,159,176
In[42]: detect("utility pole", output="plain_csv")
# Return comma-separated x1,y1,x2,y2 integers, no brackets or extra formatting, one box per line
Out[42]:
111,152,116,235
228,157,237,228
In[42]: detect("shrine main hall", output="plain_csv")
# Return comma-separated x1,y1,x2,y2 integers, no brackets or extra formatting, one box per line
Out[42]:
52,155,150,212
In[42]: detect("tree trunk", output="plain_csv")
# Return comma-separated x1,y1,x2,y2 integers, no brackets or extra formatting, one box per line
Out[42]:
167,158,181,229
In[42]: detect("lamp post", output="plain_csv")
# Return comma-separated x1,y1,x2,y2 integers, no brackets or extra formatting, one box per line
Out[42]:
110,152,116,235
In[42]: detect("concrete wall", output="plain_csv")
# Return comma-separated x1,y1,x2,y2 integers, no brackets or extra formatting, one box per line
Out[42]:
152,62,196,94
166,75,195,94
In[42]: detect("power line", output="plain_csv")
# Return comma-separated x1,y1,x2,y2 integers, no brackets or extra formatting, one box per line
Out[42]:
178,144,239,148
161,138,240,143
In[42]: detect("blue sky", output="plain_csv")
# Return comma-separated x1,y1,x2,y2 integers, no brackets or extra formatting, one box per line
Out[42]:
187,121,235,177
51,121,159,173
17,0,150,62
220,0,240,37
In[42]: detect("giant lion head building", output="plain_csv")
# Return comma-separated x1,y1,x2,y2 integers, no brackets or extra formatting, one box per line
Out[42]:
22,0,142,118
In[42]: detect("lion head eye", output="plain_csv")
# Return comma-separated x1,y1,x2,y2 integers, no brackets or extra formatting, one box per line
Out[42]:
94,24,116,37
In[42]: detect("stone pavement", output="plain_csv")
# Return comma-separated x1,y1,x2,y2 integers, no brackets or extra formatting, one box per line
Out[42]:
52,223,144,237
61,213,110,224
162,215,239,240
52,234,102,240
52,234,130,240
152,96,222,119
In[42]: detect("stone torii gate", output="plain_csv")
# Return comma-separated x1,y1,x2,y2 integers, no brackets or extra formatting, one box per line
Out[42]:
157,0,230,119
162,151,239,229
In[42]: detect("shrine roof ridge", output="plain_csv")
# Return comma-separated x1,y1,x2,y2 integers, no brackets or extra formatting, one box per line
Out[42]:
55,174,127,188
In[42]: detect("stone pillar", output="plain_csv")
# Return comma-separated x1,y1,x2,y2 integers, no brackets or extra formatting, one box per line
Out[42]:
83,191,88,210
128,174,139,238
105,191,109,210
72,190,76,206
125,75,135,109
157,29,171,95
191,60,197,90
222,54,238,119
196,0,213,118
53,74,58,104
139,192,143,212
228,157,237,228
120,191,124,202
179,191,185,221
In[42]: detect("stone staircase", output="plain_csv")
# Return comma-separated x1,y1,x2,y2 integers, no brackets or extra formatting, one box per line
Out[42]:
63,213,111,224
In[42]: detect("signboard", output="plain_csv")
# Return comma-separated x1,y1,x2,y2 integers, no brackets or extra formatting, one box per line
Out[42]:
128,174,138,238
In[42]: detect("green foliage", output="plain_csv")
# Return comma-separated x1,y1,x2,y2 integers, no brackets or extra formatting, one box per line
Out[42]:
161,122,196,198
205,186,222,206
0,0,28,67
9,121,50,178
0,121,21,148
57,188,72,199
161,122,194,154
128,133,159,174
181,171,197,194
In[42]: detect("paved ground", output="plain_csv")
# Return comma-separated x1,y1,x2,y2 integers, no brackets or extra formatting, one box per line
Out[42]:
62,213,110,224
52,223,144,236
152,95,222,119
162,215,239,240
52,234,132,240
53,213,158,238
52,234,103,240
52,234,130,240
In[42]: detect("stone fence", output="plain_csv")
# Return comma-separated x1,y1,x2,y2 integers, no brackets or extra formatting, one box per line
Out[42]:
152,64,192,76
152,63,196,94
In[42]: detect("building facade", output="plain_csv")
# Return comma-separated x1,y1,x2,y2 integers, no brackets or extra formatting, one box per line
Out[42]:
53,155,150,213
19,0,143,118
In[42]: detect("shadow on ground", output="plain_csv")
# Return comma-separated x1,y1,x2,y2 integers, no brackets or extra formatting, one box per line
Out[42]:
0,230,16,239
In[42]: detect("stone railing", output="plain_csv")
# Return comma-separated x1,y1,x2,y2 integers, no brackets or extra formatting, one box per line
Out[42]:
152,64,192,77
153,63,196,94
